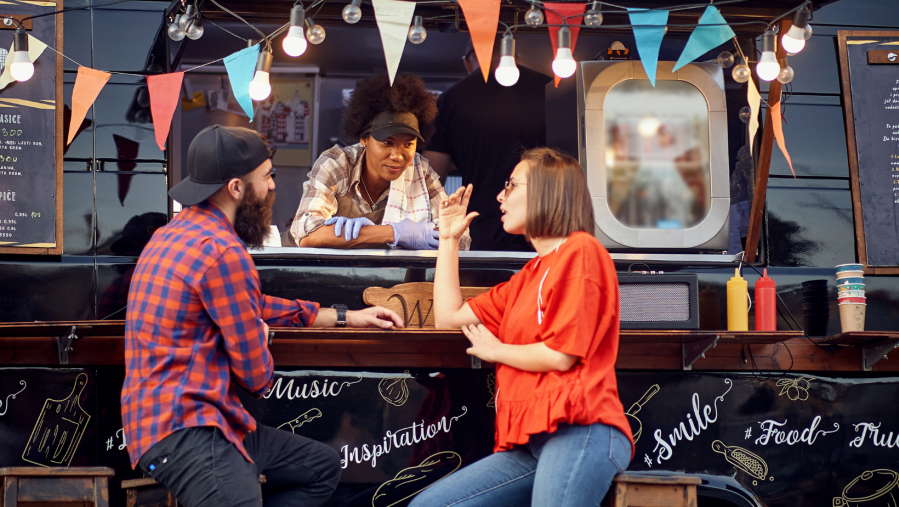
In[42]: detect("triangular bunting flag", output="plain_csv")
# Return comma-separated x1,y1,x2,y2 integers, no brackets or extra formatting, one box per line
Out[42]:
673,5,735,71
747,79,761,154
68,66,110,146
0,34,48,91
223,45,260,121
147,72,184,151
372,0,416,85
546,2,586,87
628,8,668,86
771,101,795,178
458,0,501,83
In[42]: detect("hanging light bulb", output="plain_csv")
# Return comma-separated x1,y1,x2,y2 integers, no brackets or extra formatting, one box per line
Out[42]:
305,18,326,45
781,6,809,55
249,49,274,101
408,16,427,44
739,106,752,123
803,24,813,40
732,56,751,83
552,26,576,79
10,28,33,82
717,50,734,68
756,30,780,81
525,4,544,26
168,14,186,41
342,0,362,24
178,5,197,29
282,6,308,56
777,57,795,84
186,17,204,40
584,1,603,27
494,34,520,87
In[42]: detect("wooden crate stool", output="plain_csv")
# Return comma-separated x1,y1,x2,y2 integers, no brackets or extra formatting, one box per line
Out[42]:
0,467,114,507
122,474,266,507
610,473,701,507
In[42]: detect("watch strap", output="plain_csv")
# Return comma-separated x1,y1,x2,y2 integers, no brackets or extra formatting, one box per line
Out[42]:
332,304,348,328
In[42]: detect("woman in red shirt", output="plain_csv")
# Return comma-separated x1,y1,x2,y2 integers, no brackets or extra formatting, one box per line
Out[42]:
410,148,633,507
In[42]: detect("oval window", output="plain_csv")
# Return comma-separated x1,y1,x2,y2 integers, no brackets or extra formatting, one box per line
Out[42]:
604,79,711,229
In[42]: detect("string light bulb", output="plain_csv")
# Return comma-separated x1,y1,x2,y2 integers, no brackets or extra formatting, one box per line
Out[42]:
756,30,780,81
305,18,326,45
717,51,734,68
525,4,544,26
732,56,751,83
167,14,186,41
10,28,33,82
494,34,519,87
781,6,809,54
777,58,795,84
584,1,603,27
803,24,813,40
408,16,426,44
739,106,752,123
342,0,362,24
282,6,308,56
186,17,204,40
552,26,576,79
178,5,197,29
249,48,273,101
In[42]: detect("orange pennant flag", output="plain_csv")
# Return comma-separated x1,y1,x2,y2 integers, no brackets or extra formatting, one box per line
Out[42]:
771,101,795,178
458,0,501,83
67,66,111,146
148,72,185,151
546,2,586,87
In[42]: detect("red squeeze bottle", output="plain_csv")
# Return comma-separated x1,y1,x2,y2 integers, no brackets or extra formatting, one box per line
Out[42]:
755,268,777,331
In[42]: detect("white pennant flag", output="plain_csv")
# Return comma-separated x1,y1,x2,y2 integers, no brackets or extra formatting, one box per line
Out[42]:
372,0,416,85
747,79,761,154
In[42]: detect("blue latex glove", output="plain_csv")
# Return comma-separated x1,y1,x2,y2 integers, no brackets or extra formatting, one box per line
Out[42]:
388,219,440,250
325,216,376,242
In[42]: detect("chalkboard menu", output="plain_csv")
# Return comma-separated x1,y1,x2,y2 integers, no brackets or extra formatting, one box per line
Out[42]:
838,31,899,273
0,3,63,255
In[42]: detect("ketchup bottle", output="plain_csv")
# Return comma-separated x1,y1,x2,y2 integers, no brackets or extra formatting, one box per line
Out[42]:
755,268,777,331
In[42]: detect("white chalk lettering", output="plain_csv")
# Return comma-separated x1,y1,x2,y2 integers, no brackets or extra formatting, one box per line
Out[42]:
850,422,899,449
754,415,839,446
263,375,362,400
652,379,732,463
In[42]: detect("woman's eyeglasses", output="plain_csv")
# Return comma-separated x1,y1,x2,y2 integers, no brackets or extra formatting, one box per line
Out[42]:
502,179,526,198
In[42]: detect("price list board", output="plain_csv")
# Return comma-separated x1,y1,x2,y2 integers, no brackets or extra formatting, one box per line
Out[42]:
0,2,62,255
838,31,899,273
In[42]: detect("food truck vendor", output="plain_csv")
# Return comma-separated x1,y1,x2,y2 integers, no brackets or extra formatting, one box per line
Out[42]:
286,73,471,250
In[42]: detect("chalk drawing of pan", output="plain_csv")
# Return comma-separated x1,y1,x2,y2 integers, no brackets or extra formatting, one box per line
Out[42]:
22,373,90,467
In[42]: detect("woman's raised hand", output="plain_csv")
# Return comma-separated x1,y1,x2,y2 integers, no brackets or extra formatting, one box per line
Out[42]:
438,184,478,242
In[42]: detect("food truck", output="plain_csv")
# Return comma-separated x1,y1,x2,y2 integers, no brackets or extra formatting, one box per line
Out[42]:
0,0,898,506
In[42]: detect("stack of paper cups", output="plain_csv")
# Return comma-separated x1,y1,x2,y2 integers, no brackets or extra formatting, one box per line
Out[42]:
836,263,865,332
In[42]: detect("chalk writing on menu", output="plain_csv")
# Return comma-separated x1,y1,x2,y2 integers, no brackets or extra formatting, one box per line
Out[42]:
845,37,899,266
0,4,58,249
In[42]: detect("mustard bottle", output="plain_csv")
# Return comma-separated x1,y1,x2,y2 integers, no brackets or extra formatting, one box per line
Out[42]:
727,268,749,331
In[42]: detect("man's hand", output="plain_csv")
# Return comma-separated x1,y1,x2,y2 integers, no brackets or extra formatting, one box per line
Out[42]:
439,184,478,242
347,306,405,329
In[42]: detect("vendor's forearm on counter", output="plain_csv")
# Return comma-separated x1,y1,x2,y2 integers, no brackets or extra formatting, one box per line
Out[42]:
298,225,394,248
311,308,337,327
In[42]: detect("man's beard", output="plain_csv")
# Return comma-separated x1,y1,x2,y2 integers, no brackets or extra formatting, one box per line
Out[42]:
234,186,275,249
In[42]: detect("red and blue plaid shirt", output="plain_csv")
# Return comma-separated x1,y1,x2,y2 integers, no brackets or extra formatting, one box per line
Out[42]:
121,202,319,467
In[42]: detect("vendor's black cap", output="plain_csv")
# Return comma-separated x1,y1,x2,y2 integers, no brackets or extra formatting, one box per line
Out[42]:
365,111,424,144
169,125,274,206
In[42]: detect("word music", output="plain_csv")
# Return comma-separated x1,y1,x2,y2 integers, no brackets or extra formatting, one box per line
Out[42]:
263,375,361,401
652,379,733,463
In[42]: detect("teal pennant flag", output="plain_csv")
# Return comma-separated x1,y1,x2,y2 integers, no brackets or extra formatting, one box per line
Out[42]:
224,45,260,121
628,8,668,86
673,5,735,71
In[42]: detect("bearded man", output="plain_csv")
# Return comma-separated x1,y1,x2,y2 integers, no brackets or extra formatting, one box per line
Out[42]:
121,125,403,507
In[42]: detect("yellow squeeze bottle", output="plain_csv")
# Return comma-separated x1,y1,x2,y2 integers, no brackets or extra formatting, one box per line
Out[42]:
727,268,749,331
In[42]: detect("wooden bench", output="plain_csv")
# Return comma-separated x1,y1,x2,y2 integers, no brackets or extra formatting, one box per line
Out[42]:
0,467,114,507
609,473,701,507
121,475,266,507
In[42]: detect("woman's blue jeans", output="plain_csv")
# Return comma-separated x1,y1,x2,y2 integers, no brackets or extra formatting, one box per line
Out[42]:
409,423,631,507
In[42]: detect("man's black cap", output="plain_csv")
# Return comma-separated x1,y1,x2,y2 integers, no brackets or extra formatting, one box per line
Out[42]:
169,125,274,206
365,111,424,144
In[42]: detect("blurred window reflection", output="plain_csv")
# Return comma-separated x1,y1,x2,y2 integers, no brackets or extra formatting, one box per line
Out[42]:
604,80,711,229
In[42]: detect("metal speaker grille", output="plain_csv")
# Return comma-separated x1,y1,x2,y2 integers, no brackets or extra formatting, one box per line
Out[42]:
619,283,690,322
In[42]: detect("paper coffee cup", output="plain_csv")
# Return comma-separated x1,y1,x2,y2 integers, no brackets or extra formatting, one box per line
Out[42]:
836,263,865,272
836,271,865,279
838,284,865,292
839,303,866,333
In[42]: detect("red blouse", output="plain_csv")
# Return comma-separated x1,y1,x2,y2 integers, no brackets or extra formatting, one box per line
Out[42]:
468,232,634,456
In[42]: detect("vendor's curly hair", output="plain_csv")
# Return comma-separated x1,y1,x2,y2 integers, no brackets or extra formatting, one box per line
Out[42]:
341,73,438,141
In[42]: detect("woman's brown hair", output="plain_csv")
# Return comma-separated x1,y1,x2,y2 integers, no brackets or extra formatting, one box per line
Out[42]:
521,147,595,240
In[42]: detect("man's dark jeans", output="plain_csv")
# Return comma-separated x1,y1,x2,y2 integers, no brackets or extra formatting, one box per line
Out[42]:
138,425,341,507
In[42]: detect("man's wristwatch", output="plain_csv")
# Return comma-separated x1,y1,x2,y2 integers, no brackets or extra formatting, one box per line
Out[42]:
332,304,348,328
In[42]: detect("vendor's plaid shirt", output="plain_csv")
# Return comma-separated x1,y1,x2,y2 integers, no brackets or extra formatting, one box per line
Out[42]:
121,202,319,467
288,144,470,249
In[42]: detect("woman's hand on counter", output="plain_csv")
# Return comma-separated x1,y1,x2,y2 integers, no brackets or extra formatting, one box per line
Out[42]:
462,324,578,372
438,185,478,243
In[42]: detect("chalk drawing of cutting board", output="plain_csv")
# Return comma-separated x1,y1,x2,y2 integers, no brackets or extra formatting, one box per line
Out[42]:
22,373,91,467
